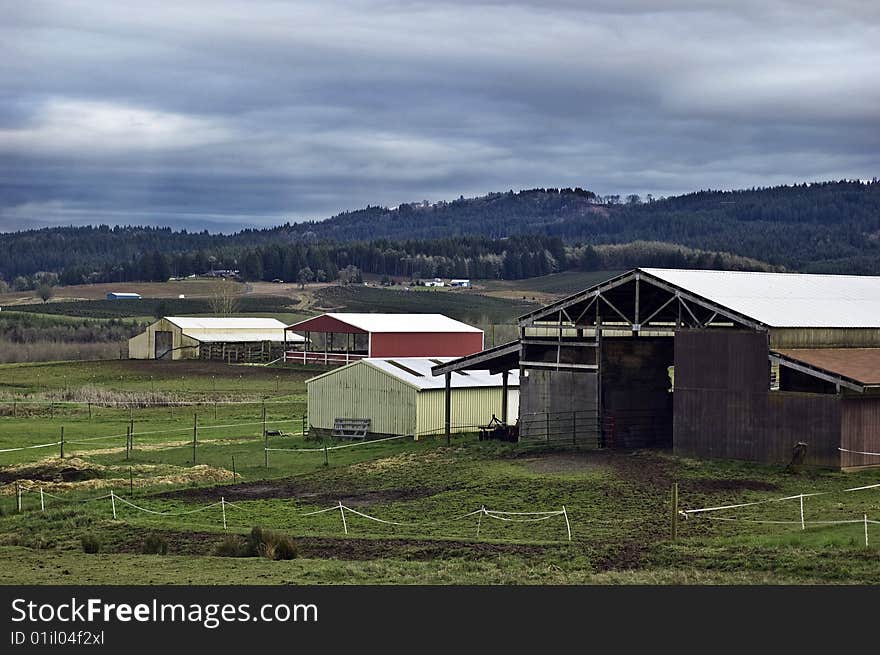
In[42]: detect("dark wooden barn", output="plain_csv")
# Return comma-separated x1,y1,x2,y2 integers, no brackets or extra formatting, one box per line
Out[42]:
433,268,880,470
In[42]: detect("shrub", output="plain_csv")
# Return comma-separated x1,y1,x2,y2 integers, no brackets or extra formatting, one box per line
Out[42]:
215,527,297,560
215,535,249,557
80,534,101,554
142,533,169,555
252,527,297,561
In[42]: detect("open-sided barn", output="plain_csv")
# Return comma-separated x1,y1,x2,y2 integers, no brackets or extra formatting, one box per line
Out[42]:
128,317,304,362
433,268,880,470
284,313,484,366
307,357,518,439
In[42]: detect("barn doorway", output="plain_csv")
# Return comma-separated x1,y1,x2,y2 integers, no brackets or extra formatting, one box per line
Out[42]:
600,337,674,449
154,331,173,359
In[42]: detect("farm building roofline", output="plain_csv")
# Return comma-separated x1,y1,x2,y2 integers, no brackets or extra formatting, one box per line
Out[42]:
305,357,519,391
285,313,482,334
518,268,880,330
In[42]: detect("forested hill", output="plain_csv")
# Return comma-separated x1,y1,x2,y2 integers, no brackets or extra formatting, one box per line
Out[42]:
2,180,880,285
284,180,880,271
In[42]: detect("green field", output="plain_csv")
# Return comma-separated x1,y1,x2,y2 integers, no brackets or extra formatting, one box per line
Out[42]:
480,270,624,296
1,359,880,585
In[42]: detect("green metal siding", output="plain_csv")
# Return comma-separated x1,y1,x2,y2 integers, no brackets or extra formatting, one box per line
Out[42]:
307,362,418,435
416,387,518,436
307,361,519,437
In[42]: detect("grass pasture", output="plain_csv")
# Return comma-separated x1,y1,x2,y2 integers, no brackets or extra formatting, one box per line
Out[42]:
1,358,880,585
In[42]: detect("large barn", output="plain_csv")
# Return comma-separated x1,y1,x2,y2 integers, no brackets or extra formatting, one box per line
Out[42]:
284,313,484,365
433,268,880,470
128,317,304,362
307,357,518,439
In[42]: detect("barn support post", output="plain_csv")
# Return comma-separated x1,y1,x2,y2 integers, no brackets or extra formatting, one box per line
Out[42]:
501,370,509,424
444,372,452,446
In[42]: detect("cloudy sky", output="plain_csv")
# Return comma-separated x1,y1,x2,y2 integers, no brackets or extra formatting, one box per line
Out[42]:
2,1,878,232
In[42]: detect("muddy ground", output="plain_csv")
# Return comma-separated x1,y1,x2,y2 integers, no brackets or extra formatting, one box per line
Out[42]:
113,529,552,561
160,479,442,507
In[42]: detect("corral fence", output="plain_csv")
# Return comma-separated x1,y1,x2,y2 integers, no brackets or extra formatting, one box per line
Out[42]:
518,408,671,449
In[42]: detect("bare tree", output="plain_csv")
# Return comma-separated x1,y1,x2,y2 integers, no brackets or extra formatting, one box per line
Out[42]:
208,281,239,315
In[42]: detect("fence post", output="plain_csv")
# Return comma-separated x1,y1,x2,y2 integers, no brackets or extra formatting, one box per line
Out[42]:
40,488,45,512
865,514,869,548
60,426,64,459
125,425,130,461
16,484,21,513
221,497,227,532
323,440,329,467
264,423,269,469
192,414,198,465
799,494,805,530
670,482,679,542
110,491,117,520
88,402,92,420
129,466,133,497
231,456,236,482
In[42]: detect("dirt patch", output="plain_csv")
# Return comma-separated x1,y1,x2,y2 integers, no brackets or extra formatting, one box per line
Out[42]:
160,478,438,506
519,453,611,475
515,449,675,489
113,529,551,560
592,541,646,572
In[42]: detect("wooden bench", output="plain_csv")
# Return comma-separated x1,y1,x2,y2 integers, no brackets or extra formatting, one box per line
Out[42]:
332,418,371,440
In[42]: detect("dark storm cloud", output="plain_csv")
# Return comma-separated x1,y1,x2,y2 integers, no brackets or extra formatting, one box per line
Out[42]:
1,0,878,231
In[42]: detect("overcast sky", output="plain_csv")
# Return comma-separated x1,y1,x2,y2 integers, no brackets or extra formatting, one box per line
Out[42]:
2,0,878,232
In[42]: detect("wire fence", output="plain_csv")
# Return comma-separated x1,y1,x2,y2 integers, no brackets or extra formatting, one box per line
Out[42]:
8,484,574,544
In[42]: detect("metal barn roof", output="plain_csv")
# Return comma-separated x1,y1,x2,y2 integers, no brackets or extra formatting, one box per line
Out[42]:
163,317,304,343
288,313,482,334
641,268,880,328
308,357,519,391
166,317,286,329
773,348,880,387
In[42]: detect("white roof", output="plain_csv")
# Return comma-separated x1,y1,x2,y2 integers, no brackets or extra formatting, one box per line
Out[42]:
642,268,880,328
310,357,519,391
163,317,304,343
166,317,286,330
323,313,482,333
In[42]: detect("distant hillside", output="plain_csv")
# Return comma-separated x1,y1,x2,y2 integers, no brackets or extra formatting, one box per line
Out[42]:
1,180,879,286
283,180,880,272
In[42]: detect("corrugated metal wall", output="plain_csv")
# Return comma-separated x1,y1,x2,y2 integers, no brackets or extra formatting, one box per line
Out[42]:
770,328,880,348
307,362,418,435
416,387,518,436
370,332,484,357
128,319,198,360
674,330,842,467
840,396,880,469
